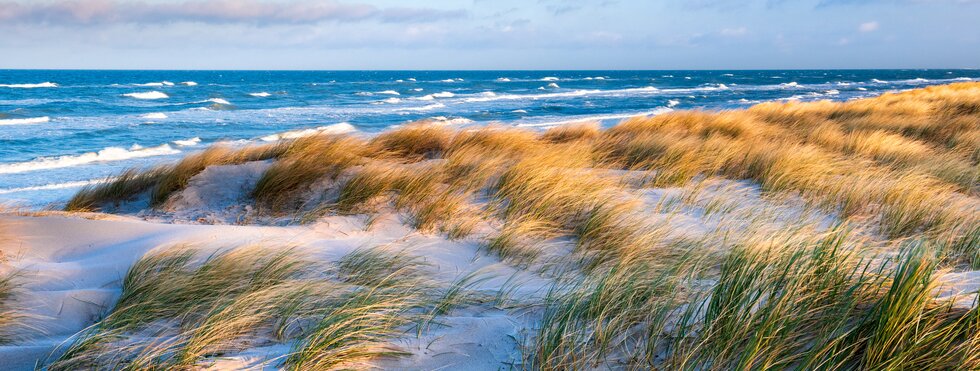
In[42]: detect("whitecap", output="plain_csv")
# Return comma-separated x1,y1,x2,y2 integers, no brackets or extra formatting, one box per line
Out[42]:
181,81,198,86
547,83,560,88
416,92,455,100
871,79,887,84
0,179,113,195
857,87,868,91
0,144,181,174
780,82,801,88
541,77,560,81
667,100,680,108
382,97,402,104
0,116,50,126
412,88,424,92
173,137,202,146
825,89,841,95
0,82,58,88
397,103,446,112
124,91,169,100
440,79,457,83
141,113,168,120
426,116,474,126
249,92,272,97
497,78,512,82
377,90,400,95
408,78,417,82
721,73,734,77
207,98,232,105
512,109,528,113
355,92,374,96
516,108,674,129
593,76,606,80
260,122,357,142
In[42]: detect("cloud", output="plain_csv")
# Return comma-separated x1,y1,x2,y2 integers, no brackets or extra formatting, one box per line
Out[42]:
859,21,879,32
0,0,465,25
720,26,749,37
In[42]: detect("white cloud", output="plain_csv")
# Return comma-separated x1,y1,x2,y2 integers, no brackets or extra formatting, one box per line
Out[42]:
0,0,465,25
858,21,879,32
720,26,748,37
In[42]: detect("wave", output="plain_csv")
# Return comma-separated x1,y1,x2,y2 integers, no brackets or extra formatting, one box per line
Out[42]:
460,86,662,103
124,91,169,100
0,179,113,195
546,83,560,88
0,82,58,88
516,108,674,128
135,81,174,87
181,81,198,86
0,144,181,175
260,122,357,142
0,116,50,126
497,78,512,82
416,92,455,100
173,137,202,146
440,79,457,83
207,98,232,105
871,79,887,84
397,103,446,112
141,112,168,120
249,92,272,97
541,77,560,81
667,100,680,108
377,90,400,95
425,116,475,126
779,82,802,88
382,98,402,104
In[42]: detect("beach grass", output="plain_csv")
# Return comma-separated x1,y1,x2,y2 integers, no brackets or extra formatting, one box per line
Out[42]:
53,82,980,369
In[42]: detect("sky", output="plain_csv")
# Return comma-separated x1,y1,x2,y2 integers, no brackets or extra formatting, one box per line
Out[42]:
0,0,978,70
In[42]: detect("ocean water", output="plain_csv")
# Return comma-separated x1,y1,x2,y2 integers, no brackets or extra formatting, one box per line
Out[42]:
1,69,978,207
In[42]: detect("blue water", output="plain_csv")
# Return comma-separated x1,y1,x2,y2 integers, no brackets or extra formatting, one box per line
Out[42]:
1,69,978,207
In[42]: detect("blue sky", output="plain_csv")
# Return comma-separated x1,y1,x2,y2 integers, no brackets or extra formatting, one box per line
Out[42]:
0,0,978,69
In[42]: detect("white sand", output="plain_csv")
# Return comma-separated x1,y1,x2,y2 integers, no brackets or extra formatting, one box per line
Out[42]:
1,163,975,369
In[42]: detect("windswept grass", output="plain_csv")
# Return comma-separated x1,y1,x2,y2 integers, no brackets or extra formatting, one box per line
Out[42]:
66,143,285,212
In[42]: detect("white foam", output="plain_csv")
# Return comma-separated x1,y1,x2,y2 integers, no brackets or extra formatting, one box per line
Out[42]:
416,92,455,100
517,108,674,128
355,92,374,96
124,91,169,100
460,86,660,103
140,112,168,120
382,97,402,104
173,137,202,146
857,87,868,91
0,82,58,88
135,81,174,87
667,100,680,108
953,77,973,81
426,116,474,126
397,103,446,112
408,78,417,82
0,179,113,195
249,92,272,97
207,98,232,105
496,78,512,82
593,76,606,80
412,88,424,92
0,144,181,175
547,83,560,88
260,122,357,142
440,79,457,83
377,90,400,95
780,82,801,88
0,116,50,126
871,79,887,84
910,78,930,83
512,109,528,113
721,73,734,77
824,89,841,95
181,81,198,86
541,77,560,81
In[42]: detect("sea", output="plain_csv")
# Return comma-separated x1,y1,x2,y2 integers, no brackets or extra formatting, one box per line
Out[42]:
1,69,978,207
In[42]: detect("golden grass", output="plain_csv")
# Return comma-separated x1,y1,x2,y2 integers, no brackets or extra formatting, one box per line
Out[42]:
66,142,285,212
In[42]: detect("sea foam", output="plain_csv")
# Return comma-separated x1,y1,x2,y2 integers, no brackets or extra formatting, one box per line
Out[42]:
260,123,357,142
0,82,58,88
124,91,169,100
0,144,181,174
249,92,272,97
0,116,50,126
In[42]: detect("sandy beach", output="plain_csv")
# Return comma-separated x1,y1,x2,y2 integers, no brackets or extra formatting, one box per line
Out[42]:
1,82,979,370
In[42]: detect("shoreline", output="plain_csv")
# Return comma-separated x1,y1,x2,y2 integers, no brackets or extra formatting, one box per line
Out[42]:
2,82,978,369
